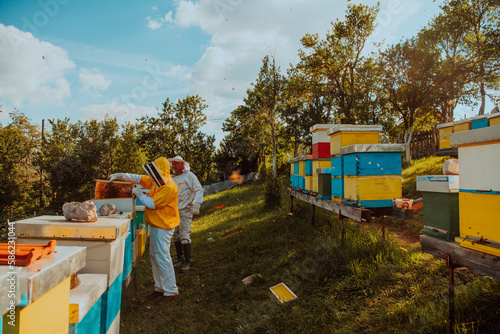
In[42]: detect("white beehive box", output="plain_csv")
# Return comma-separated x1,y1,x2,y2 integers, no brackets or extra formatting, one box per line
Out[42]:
416,175,460,193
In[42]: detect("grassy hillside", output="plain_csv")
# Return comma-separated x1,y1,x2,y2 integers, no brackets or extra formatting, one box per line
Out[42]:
121,158,500,333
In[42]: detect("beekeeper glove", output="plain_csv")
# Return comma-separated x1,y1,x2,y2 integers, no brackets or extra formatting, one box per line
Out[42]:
133,187,155,209
109,173,124,181
191,202,201,215
109,173,141,183
132,187,143,199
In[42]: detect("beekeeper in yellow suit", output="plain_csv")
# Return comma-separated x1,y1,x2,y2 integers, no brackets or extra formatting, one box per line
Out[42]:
168,156,204,272
109,157,179,305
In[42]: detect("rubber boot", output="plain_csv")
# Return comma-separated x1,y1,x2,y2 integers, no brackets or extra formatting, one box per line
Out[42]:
180,243,192,272
174,241,184,268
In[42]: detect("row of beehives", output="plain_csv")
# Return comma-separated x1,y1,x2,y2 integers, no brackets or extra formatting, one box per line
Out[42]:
1,193,148,334
290,124,405,209
417,124,500,258
437,113,500,151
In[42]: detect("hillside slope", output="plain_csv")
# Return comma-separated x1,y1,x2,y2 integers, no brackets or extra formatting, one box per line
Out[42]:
121,157,500,333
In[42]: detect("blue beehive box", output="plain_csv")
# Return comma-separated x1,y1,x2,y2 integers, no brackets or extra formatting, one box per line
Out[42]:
331,177,344,198
470,116,489,130
331,156,343,177
298,176,305,190
340,144,405,176
294,162,299,175
305,159,313,176
343,152,402,176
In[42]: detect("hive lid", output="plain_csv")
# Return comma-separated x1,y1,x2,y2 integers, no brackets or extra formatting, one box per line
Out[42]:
450,124,500,146
0,245,86,307
15,215,130,240
340,144,405,154
310,124,335,132
416,175,459,193
326,124,382,135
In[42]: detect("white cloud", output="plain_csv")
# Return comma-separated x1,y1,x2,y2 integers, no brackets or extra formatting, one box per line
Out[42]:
145,11,174,30
79,101,156,123
152,6,158,11
164,11,174,23
0,24,75,107
146,16,163,30
171,0,437,143
79,68,111,97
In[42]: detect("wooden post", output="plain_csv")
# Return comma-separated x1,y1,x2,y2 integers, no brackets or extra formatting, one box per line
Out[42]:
290,194,293,214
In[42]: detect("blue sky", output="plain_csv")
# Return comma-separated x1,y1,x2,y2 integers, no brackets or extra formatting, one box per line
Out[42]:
0,0,486,145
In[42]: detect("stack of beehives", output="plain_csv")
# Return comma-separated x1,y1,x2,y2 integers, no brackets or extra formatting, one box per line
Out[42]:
327,125,405,208
450,125,500,257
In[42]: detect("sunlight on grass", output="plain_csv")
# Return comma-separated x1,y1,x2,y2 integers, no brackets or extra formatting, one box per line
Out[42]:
120,174,500,334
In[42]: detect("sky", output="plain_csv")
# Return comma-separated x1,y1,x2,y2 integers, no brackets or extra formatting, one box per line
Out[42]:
0,0,487,146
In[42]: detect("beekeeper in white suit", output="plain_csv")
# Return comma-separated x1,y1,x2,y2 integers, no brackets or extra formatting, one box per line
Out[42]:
168,156,204,272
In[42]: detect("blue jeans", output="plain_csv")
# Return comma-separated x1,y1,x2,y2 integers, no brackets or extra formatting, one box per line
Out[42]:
149,226,179,296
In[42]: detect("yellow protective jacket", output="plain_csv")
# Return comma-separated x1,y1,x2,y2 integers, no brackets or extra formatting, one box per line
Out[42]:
140,157,180,230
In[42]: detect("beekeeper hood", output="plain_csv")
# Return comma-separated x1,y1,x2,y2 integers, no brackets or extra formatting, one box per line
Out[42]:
168,156,191,173
143,157,172,187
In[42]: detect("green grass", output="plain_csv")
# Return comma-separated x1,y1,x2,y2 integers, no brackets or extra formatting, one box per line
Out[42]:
121,161,500,334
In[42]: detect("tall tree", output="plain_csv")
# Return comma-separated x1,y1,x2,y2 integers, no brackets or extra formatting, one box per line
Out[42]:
379,37,441,162
441,0,500,114
293,3,379,121
137,95,215,184
0,111,40,215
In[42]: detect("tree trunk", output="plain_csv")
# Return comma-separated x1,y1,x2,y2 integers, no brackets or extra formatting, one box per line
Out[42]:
271,111,276,179
478,81,486,115
404,126,414,164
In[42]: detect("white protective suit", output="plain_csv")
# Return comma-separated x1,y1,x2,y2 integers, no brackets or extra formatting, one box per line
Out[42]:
171,160,204,244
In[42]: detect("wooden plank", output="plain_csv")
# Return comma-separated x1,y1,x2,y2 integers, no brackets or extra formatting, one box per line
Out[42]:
436,149,458,158
371,207,414,220
420,234,500,280
287,188,371,222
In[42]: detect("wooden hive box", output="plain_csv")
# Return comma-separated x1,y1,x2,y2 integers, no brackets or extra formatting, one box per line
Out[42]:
317,168,332,200
327,125,382,156
343,175,402,208
451,125,500,256
340,144,404,176
312,159,331,193
417,175,460,242
310,124,334,159
69,274,107,334
488,113,500,126
437,122,454,150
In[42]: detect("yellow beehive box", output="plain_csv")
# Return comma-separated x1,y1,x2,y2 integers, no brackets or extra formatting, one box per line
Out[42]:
304,175,313,192
488,113,500,126
438,125,454,138
290,163,294,175
312,159,331,192
136,227,147,260
298,161,305,176
458,192,500,249
327,125,382,156
4,277,71,334
439,137,453,150
453,120,471,133
344,175,402,201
